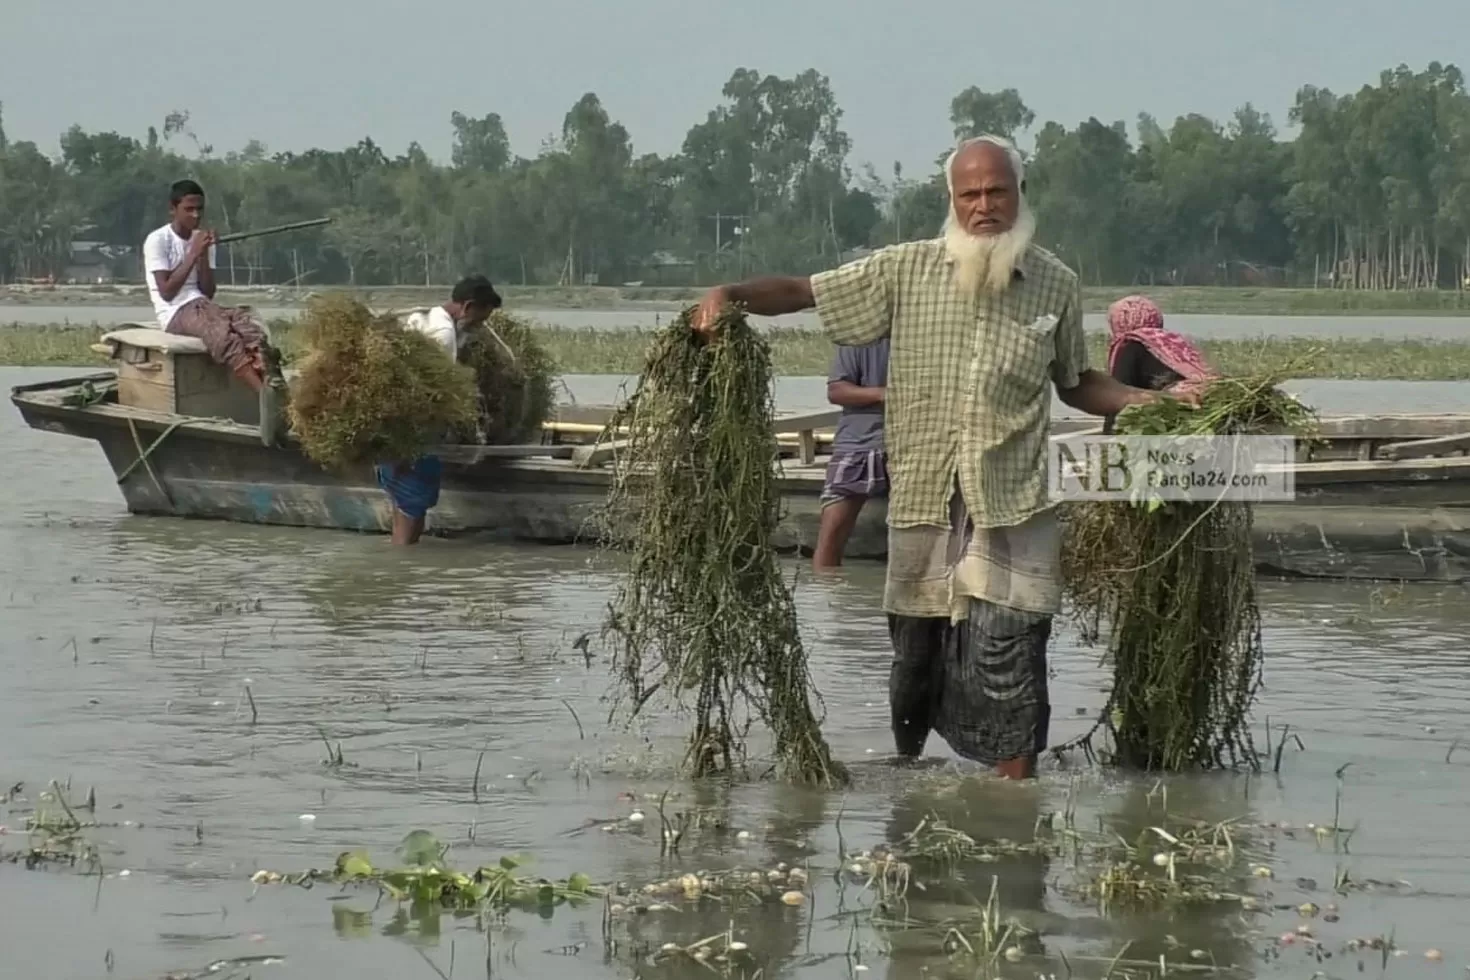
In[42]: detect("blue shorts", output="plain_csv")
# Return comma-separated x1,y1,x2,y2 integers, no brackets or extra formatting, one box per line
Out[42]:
375,455,443,520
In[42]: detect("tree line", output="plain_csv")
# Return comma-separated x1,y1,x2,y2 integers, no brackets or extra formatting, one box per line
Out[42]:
2,60,1468,291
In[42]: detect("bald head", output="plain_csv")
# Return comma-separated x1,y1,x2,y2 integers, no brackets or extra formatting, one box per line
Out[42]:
947,136,1024,237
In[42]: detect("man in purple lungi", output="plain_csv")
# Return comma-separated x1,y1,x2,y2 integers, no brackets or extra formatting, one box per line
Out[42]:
812,337,890,570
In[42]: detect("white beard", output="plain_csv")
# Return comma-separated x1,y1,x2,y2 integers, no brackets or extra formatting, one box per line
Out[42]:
942,201,1037,296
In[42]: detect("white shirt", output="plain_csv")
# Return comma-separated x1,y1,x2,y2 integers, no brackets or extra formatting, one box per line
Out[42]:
402,306,462,360
142,224,217,329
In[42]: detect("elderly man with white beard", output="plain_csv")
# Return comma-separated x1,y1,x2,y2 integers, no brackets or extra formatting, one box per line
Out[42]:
691,135,1183,779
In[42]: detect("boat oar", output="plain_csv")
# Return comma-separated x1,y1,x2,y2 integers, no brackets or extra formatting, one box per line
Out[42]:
215,217,332,245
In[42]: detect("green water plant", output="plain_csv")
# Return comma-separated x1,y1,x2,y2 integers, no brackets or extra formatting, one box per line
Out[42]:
598,305,845,787
250,830,601,915
1059,371,1319,771
456,309,558,444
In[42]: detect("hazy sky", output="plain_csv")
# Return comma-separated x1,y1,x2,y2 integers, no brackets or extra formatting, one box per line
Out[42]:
3,0,1464,177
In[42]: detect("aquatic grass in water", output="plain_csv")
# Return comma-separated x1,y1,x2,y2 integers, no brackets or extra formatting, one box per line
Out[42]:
284,294,477,470
599,307,845,787
1060,373,1319,771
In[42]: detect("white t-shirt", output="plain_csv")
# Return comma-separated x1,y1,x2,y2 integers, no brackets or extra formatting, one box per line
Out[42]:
402,306,462,360
142,224,217,329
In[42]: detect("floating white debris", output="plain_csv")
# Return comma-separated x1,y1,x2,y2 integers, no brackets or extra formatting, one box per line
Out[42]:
1003,947,1023,963
117,869,131,878
250,870,270,884
1426,949,1443,962
1152,852,1170,867
736,830,752,841
299,814,317,825
728,941,748,953
628,810,646,824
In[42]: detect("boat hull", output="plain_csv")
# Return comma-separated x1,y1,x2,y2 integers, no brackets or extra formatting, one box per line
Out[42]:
14,373,1470,583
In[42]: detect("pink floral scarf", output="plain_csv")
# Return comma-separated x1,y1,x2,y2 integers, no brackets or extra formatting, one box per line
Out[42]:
1105,295,1215,391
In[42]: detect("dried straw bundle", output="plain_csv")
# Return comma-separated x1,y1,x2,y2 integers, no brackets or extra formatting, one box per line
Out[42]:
1060,374,1317,771
286,294,477,470
458,310,558,445
600,307,845,787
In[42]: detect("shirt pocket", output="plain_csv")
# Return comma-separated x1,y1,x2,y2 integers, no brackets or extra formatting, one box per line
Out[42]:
986,314,1056,398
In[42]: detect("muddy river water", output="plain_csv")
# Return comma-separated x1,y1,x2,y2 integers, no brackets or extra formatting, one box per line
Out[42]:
4,366,1470,979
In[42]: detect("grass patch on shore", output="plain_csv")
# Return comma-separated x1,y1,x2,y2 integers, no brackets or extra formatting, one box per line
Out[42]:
6,321,1470,381
4,282,1470,315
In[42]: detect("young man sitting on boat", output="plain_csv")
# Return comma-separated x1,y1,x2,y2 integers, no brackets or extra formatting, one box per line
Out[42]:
143,180,284,399
376,275,504,546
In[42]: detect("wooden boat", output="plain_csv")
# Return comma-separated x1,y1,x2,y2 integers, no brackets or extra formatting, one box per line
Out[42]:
12,328,1470,583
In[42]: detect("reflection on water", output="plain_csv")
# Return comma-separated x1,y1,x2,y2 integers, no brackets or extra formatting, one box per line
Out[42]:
5,366,1470,978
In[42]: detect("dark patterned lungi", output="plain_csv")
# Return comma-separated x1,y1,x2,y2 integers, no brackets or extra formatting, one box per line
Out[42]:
887,600,1052,765
883,483,1061,766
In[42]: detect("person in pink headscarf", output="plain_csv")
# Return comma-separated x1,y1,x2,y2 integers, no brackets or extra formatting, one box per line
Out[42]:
1103,295,1216,433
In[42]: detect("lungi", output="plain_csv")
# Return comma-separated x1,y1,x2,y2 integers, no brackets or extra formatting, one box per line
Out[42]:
884,485,1062,766
166,298,268,375
820,449,889,504
375,456,443,520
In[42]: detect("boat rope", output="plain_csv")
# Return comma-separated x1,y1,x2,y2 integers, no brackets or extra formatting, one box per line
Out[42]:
119,418,183,505
116,414,253,494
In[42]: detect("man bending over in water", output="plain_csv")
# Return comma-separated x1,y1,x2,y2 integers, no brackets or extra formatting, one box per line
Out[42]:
376,274,504,546
143,179,281,396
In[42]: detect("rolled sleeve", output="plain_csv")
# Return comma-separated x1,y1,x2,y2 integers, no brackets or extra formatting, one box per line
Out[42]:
1050,275,1088,389
811,251,893,348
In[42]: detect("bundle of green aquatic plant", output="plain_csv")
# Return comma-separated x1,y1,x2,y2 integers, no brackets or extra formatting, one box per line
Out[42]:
600,306,845,787
285,294,477,470
457,309,558,444
1060,373,1317,771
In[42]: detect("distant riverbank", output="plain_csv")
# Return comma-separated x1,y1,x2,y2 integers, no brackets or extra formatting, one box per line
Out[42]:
4,282,1470,316
4,322,1468,380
